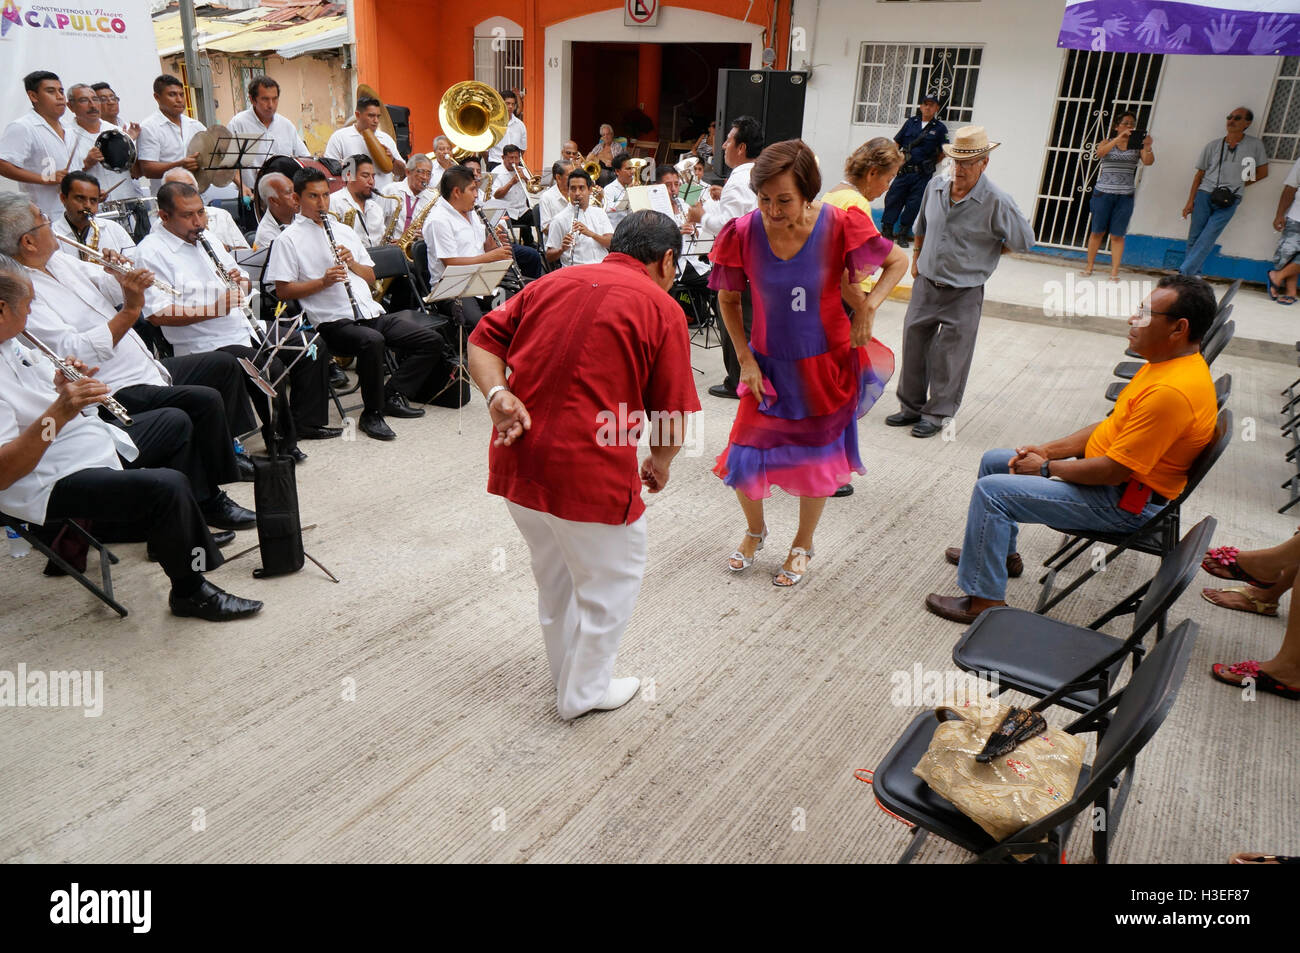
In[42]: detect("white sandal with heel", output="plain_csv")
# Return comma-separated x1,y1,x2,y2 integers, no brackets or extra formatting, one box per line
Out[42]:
774,547,814,587
727,526,768,572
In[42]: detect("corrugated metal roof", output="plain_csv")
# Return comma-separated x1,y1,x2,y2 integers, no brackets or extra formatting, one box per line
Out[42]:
204,15,345,57
154,11,254,57
153,6,344,59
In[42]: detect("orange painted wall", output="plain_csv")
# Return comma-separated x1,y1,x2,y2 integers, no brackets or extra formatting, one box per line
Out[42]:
359,0,787,164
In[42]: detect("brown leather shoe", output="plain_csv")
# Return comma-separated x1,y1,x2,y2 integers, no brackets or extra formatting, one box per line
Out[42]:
925,593,1005,624
944,547,1023,577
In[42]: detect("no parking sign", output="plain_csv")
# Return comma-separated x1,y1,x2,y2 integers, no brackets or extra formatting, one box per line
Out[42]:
625,0,660,27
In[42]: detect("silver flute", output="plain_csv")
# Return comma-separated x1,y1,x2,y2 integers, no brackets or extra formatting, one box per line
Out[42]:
20,331,133,425
54,233,183,297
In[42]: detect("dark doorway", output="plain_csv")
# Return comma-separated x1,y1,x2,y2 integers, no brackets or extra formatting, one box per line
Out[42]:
569,42,749,157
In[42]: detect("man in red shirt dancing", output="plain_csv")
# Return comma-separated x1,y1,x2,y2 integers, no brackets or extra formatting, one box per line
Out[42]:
468,211,701,720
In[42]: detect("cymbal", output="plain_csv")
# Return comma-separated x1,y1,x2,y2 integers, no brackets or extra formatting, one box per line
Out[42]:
189,124,241,191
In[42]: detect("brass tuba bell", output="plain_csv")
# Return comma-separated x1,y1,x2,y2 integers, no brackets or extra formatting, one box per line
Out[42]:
439,82,510,161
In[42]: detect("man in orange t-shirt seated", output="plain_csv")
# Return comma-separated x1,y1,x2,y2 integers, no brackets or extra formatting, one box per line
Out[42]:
926,275,1219,623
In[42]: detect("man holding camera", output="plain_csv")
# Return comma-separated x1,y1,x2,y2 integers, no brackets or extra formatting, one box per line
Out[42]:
881,92,948,248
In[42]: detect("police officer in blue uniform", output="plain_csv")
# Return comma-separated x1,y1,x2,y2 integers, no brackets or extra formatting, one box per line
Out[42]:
882,92,948,248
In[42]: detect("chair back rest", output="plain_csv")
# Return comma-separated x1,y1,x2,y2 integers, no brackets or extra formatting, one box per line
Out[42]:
1216,278,1241,316
1202,320,1234,366
1213,372,1231,410
1132,516,1216,636
1201,304,1232,351
366,244,412,281
1171,408,1232,508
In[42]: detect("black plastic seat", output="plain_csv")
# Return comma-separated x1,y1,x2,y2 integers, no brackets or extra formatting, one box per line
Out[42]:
1,512,127,617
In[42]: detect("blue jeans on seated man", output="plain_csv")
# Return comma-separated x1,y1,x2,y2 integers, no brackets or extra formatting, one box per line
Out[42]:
956,448,1160,602
1179,189,1238,277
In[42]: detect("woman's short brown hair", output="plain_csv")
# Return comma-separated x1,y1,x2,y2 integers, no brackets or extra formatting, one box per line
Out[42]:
845,138,904,184
751,139,821,202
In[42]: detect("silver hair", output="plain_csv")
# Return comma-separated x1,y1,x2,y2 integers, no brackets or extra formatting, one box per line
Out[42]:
257,171,293,202
0,193,40,257
432,136,451,148
67,83,93,100
0,253,33,310
162,167,198,188
408,153,433,169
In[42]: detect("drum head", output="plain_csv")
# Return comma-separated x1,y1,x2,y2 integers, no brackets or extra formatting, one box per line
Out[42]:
253,156,344,216
95,129,136,173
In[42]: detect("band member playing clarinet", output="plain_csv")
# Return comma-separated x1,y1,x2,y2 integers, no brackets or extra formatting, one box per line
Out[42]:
136,180,328,462
424,166,515,329
267,167,448,441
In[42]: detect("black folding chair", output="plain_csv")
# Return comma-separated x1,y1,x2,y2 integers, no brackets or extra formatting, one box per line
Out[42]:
1108,369,1230,407
871,619,1198,863
1036,409,1231,614
368,244,431,315
1,512,127,617
955,516,1213,720
1124,280,1239,360
1113,306,1233,382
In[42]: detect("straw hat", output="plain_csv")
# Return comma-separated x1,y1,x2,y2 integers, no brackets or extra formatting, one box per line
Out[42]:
942,125,1000,161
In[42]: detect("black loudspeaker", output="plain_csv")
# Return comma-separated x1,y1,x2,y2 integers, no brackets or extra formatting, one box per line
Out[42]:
386,103,412,159
714,69,808,177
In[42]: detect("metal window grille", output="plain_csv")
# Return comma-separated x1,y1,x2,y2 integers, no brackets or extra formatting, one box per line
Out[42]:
473,36,524,94
852,43,982,126
1263,56,1300,164
231,58,267,114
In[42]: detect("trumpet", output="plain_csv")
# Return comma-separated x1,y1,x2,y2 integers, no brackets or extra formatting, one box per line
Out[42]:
54,234,182,297
20,330,133,425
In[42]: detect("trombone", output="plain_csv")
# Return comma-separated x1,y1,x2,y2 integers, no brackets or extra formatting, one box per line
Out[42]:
513,158,546,195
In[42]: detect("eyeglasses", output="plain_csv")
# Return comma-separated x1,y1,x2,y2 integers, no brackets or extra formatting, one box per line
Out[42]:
21,211,51,238
1226,113,1249,121
98,94,119,102
70,96,99,105
1132,305,1174,327
953,156,986,167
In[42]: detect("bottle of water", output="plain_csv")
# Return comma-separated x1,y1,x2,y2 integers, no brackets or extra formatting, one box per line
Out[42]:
6,525,31,558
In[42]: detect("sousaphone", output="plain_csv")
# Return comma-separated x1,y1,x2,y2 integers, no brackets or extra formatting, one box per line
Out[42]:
439,82,509,161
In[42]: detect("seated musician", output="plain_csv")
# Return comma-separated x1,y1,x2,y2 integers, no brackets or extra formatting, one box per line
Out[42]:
423,165,515,330
463,156,490,206
389,153,436,239
925,275,1220,623
602,154,637,231
253,172,298,251
161,169,248,251
545,170,612,267
490,145,535,248
655,164,695,233
429,137,456,193
0,262,262,621
54,171,136,259
266,167,446,441
329,154,397,247
136,181,333,462
323,96,405,193
538,160,575,237
0,193,257,529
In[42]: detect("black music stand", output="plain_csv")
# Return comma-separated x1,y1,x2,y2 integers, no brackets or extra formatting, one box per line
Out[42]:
205,132,273,183
423,261,511,434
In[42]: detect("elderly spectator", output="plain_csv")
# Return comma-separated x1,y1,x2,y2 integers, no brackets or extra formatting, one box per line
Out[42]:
1082,110,1154,280
926,275,1220,623
1179,106,1269,277
1268,156,1300,305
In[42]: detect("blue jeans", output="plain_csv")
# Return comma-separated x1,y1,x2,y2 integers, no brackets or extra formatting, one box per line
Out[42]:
1179,190,1238,277
956,449,1157,601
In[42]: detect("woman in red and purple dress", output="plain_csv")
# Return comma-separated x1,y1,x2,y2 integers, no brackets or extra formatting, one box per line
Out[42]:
711,139,908,587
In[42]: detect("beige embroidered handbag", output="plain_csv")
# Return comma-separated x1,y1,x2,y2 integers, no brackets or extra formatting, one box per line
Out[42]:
912,704,1087,842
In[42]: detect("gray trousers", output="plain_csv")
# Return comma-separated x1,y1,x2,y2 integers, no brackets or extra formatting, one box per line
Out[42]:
896,275,985,424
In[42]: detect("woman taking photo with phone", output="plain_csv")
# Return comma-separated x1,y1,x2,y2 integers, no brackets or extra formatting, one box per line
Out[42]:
1081,110,1154,280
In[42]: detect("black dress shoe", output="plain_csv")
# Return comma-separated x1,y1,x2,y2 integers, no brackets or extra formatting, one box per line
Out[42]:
359,410,396,441
148,530,234,563
329,365,349,388
885,411,921,427
169,580,264,622
911,420,943,438
833,484,854,498
201,491,257,530
882,226,895,242
298,425,344,440
707,383,740,399
895,235,910,248
383,396,425,419
234,454,256,482
287,447,308,464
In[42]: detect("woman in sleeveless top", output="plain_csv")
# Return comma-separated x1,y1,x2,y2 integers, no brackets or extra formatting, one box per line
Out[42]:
1082,110,1155,280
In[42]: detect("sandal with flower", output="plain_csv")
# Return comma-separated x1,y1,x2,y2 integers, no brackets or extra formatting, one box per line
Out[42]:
773,547,814,588
1201,546,1279,588
1200,586,1279,617
728,526,767,572
1210,660,1300,700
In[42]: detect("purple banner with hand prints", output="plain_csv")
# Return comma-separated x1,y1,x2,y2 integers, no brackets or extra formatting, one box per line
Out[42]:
1058,0,1300,55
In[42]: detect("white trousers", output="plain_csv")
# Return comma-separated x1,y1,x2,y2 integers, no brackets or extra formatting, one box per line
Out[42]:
507,501,648,720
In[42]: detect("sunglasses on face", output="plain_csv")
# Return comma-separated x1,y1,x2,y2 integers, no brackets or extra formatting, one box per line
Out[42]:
1226,114,1248,121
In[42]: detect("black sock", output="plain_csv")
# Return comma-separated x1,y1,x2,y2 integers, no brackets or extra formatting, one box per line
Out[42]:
170,575,204,598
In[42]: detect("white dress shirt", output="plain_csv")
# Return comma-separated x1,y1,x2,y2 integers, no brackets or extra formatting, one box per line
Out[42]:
602,179,630,229
226,108,310,189
0,339,137,525
53,214,136,259
135,227,254,356
490,167,530,218
203,204,250,251
63,119,134,199
253,210,292,251
323,126,401,193
699,161,756,238
0,111,74,219
487,114,527,167
264,215,382,324
329,188,395,246
136,110,207,195
388,178,437,235
546,204,613,265
22,254,171,395
423,198,486,287
537,183,569,234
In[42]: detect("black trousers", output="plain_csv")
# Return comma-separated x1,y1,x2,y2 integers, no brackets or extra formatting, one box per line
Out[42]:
111,381,237,503
720,288,756,392
160,350,259,439
511,243,543,279
510,208,538,249
217,337,329,450
316,312,445,413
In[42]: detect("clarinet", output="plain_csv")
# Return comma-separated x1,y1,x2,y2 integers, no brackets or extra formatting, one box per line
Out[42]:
473,204,525,292
195,231,266,344
320,212,364,322
20,331,133,425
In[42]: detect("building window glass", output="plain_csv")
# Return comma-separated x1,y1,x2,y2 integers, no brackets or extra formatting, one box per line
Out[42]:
1263,56,1300,163
231,57,268,114
474,35,524,95
853,43,982,126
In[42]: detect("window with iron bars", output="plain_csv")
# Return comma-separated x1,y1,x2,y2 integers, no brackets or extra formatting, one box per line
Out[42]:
473,35,524,95
852,43,982,126
1263,56,1300,164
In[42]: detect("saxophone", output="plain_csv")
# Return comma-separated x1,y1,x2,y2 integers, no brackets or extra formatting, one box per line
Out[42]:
377,192,406,244
395,194,438,260
78,215,101,262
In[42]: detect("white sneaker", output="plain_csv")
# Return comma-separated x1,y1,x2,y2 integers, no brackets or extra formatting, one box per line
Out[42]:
593,676,641,711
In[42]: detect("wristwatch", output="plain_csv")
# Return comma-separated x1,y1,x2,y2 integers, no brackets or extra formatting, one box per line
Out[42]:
1040,460,1051,478
486,384,509,408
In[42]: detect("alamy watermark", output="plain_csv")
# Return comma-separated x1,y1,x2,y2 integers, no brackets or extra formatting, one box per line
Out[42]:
0,662,103,717
1043,274,1154,320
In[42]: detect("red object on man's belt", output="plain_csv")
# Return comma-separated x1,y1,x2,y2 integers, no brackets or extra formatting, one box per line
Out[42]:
1118,478,1152,515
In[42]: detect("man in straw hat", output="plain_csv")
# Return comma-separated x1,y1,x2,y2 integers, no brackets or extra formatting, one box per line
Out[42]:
885,125,1034,438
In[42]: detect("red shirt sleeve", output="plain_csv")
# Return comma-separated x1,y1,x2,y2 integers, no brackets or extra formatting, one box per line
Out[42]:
644,299,703,416
468,289,524,361
706,216,747,293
